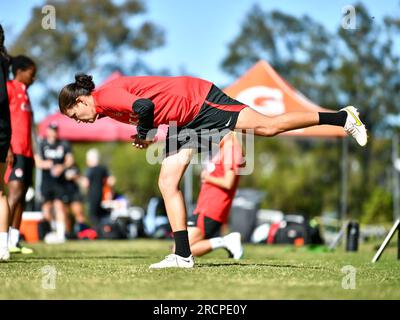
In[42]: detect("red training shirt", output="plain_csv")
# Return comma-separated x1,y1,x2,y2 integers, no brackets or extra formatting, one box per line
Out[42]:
92,76,213,127
194,134,245,224
7,80,34,158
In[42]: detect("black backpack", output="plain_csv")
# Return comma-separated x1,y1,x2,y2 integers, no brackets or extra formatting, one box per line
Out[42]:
273,215,324,245
96,220,127,239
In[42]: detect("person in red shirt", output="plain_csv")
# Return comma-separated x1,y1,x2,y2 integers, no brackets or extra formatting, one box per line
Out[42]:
58,73,367,268
5,55,36,254
185,132,244,259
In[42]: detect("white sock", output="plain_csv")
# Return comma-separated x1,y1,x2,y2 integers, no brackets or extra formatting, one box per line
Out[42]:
9,227,20,247
209,237,225,250
0,232,8,250
56,222,66,239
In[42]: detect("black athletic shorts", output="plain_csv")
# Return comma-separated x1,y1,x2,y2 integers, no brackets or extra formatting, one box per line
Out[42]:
187,213,222,239
164,84,247,157
8,154,34,186
64,183,83,204
41,179,69,202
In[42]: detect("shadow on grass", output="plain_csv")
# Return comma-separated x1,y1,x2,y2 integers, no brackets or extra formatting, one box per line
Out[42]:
11,255,149,261
0,260,28,264
198,262,324,270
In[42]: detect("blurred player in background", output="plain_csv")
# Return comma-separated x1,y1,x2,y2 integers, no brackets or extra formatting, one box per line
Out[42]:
34,123,73,244
5,55,36,254
82,148,115,227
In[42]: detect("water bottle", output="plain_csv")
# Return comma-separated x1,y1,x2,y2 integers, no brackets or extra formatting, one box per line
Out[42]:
346,221,360,252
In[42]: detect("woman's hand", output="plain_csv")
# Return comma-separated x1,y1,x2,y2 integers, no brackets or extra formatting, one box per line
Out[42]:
51,164,64,177
131,134,152,149
41,160,53,170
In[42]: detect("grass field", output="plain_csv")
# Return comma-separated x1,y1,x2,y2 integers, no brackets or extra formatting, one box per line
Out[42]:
0,239,399,299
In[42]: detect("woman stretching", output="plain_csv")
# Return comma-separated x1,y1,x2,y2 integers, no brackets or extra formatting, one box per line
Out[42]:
59,74,367,269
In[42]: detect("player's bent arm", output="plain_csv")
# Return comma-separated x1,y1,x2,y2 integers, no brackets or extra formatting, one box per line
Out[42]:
132,98,155,141
203,169,236,190
64,152,74,169
34,153,52,169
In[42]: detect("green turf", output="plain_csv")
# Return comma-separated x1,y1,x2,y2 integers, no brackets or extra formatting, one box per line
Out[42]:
0,239,399,299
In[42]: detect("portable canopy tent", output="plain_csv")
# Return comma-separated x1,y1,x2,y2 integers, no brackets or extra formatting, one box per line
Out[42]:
223,60,346,137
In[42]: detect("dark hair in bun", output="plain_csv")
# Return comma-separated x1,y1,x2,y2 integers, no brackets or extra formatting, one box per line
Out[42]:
59,73,95,113
75,73,95,91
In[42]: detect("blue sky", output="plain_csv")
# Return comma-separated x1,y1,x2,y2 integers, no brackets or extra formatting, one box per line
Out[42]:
1,0,399,120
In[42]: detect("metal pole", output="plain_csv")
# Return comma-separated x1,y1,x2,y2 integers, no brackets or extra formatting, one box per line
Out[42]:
328,220,349,250
340,138,349,222
392,134,400,221
372,219,400,263
34,168,42,210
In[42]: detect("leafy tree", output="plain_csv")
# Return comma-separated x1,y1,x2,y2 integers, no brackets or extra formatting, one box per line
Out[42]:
221,3,400,221
221,4,339,106
361,187,393,224
10,0,165,109
333,3,400,216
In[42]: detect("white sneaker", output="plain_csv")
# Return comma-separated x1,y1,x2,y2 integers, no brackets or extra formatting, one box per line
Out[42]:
0,248,10,262
341,106,368,146
44,232,66,245
223,232,243,260
149,254,194,269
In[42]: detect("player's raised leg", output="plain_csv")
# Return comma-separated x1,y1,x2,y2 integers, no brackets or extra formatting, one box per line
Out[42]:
235,106,367,146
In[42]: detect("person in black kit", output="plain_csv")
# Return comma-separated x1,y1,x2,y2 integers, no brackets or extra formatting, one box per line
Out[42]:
34,122,74,244
83,148,114,226
0,24,12,261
